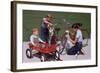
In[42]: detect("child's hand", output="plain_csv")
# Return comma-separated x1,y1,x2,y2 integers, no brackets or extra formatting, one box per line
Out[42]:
49,23,53,26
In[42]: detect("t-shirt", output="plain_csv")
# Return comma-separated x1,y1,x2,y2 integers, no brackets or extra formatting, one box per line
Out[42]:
30,35,45,46
76,29,83,42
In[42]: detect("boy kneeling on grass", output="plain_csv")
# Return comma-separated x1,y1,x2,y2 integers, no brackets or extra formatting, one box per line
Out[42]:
67,23,83,55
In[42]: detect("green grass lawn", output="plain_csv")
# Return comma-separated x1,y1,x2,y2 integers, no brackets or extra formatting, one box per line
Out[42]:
23,10,91,41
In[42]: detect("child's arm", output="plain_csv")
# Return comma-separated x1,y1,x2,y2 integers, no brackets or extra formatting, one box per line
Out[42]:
69,38,78,44
43,18,53,29
69,31,80,44
43,18,52,25
39,38,45,43
30,35,35,46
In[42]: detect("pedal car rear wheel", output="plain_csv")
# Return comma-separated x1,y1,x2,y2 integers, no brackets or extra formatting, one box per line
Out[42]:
26,49,33,58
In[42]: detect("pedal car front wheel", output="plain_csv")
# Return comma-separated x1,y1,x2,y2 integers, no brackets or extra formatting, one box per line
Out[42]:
26,49,33,59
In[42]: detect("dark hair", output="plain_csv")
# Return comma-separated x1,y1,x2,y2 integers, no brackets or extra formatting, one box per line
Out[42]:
72,23,83,29
77,23,83,27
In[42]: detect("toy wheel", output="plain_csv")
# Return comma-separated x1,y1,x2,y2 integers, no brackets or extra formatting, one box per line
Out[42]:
55,51,61,60
26,49,33,58
40,54,45,62
59,47,64,54
58,39,67,54
58,44,65,54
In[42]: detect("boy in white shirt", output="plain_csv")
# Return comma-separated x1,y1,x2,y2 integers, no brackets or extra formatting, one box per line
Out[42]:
67,23,83,55
30,28,45,54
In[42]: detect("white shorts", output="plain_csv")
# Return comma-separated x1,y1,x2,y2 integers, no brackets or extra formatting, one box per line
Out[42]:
32,50,38,54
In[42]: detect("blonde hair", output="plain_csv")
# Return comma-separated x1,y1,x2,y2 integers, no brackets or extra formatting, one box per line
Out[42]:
46,14,52,18
32,28,38,33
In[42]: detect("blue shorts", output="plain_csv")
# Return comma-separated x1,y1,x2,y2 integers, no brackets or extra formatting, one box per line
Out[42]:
67,42,82,55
